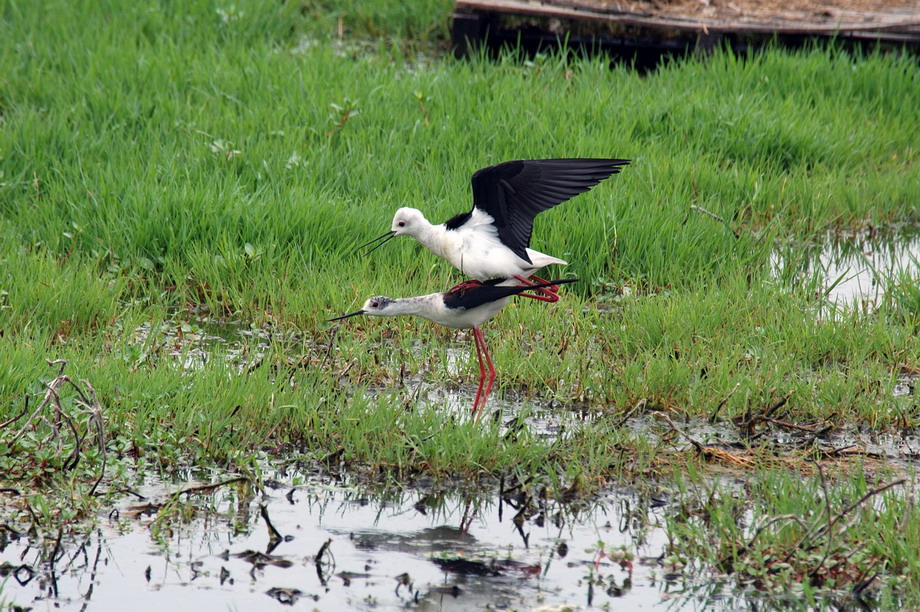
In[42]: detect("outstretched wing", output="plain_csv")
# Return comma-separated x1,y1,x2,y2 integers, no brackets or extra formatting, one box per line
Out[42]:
470,158,630,262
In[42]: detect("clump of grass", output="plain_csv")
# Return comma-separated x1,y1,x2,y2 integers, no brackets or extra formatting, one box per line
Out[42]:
883,256,920,324
666,466,914,606
0,244,125,338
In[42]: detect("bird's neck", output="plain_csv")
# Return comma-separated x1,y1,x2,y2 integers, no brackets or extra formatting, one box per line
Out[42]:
411,221,451,258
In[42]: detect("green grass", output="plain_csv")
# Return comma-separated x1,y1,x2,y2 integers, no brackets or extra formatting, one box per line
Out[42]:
1,0,919,605
1,0,917,455
663,465,919,607
2,1,918,293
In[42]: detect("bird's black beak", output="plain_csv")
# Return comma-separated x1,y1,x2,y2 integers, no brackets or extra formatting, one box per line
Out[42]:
328,310,365,322
357,230,396,255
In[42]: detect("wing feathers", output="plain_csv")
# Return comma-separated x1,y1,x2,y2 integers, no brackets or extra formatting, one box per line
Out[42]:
470,158,629,261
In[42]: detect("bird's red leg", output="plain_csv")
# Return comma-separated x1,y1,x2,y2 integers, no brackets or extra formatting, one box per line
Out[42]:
449,279,483,293
529,275,559,293
513,275,560,303
472,327,496,424
471,327,487,414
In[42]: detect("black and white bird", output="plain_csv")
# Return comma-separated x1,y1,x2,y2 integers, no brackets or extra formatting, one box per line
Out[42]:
329,278,578,420
361,158,628,299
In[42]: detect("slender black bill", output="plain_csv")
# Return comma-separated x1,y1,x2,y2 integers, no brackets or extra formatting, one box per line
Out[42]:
328,310,365,322
357,230,396,255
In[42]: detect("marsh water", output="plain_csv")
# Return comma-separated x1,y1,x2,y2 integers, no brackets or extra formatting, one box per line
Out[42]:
5,401,920,612
771,226,919,310
2,470,731,611
6,461,866,612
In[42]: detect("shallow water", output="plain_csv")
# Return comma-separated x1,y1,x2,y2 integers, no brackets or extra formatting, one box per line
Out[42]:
772,227,920,310
6,400,919,612
4,413,916,612
1,472,716,611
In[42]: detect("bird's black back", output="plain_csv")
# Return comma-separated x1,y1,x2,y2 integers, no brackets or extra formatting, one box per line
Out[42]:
469,158,630,262
442,278,579,311
444,211,472,230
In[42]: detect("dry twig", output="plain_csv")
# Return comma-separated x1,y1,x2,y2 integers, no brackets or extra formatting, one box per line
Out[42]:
709,382,740,423
690,204,740,238
0,396,29,430
7,363,108,494
660,413,753,467
733,390,795,438
173,476,249,497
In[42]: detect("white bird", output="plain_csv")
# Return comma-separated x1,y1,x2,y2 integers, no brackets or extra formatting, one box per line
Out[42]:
329,278,578,420
361,158,628,300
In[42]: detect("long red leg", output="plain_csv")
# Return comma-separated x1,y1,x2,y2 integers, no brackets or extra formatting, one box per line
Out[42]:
471,327,487,413
472,327,496,423
513,274,560,303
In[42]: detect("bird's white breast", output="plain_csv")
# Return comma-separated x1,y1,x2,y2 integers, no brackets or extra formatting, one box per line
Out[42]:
439,210,532,280
428,297,511,329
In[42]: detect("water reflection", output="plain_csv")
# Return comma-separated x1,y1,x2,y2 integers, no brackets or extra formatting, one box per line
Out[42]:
0,472,751,611
3,457,909,611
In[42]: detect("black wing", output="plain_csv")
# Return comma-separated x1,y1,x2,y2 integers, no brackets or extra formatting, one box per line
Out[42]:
470,158,630,262
443,278,579,311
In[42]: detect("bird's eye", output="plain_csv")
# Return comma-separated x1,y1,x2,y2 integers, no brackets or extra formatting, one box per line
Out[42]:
371,301,380,308
397,221,405,227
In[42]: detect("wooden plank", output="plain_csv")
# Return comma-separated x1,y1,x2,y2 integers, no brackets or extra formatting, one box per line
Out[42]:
454,0,920,38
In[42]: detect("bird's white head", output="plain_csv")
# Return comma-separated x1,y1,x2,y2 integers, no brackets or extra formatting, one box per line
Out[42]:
390,207,427,236
358,296,396,316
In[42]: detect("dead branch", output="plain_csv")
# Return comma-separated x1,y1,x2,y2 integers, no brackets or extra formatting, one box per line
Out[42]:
81,382,106,496
764,391,794,419
60,375,94,411
49,359,67,377
819,478,906,541
49,527,65,566
59,409,82,471
733,390,795,437
315,538,333,563
173,476,249,497
761,417,830,434
709,382,740,423
615,398,646,428
661,413,753,467
811,461,836,575
321,326,339,371
0,396,29,430
10,374,69,446
794,477,906,557
660,413,705,453
690,204,739,238
314,537,335,586
7,364,109,500
720,514,809,569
